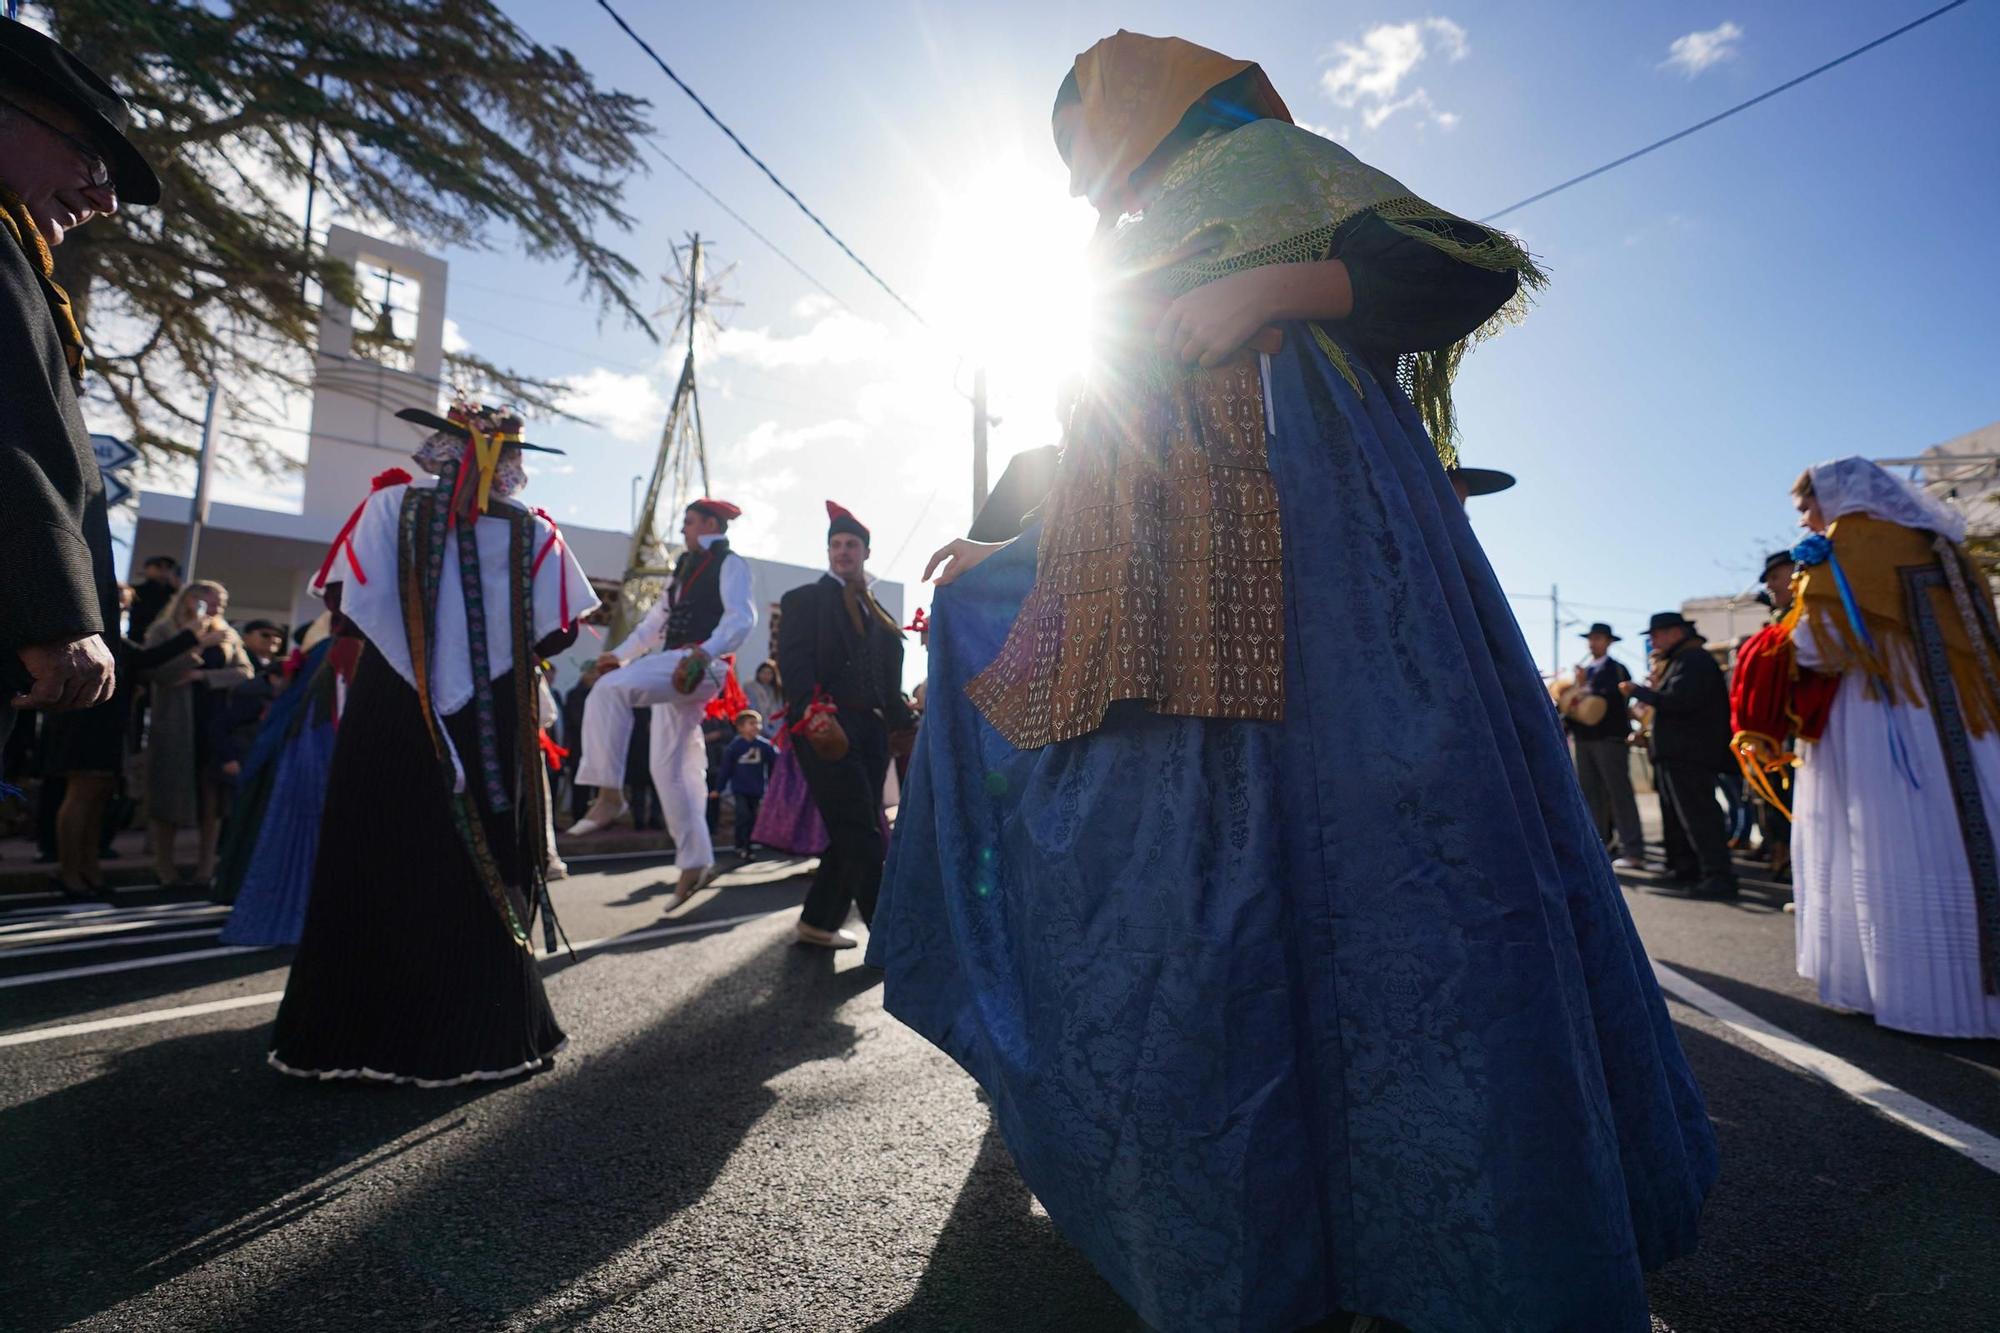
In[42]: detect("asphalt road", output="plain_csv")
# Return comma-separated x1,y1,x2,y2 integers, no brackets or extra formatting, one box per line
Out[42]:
2,849,1996,1332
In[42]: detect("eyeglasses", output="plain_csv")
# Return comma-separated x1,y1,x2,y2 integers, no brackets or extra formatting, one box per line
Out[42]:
0,96,111,191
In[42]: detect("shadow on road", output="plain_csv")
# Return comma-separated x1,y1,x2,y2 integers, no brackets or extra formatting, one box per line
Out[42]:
0,1021,496,1331
1645,1021,2000,1332
119,935,883,1330
860,1117,1138,1333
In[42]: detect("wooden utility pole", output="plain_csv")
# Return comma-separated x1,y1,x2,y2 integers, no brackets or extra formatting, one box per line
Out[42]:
616,234,731,640
971,364,989,516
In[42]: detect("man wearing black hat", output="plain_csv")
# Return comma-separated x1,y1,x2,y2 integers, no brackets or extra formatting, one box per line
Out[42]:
778,501,916,948
1565,622,1644,869
0,22,161,763
1622,611,1737,899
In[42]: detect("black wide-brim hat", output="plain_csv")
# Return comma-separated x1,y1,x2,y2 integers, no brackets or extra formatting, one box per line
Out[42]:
1451,467,1517,497
0,21,160,205
395,407,563,453
1647,610,1694,635
1761,548,1797,579
1579,622,1622,641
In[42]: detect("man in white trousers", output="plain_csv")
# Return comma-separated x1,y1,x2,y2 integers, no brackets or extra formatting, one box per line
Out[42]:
569,498,755,903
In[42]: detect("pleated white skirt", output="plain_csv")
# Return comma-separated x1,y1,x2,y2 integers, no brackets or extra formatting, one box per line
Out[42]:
1793,630,2000,1037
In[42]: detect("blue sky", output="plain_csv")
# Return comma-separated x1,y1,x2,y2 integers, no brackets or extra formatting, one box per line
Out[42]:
214,1,2000,679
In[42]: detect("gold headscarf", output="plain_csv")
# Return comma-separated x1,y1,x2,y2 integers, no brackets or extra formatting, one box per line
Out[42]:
1063,31,1290,207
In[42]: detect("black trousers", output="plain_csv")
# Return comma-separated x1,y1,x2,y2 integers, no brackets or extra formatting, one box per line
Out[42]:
1656,758,1733,880
733,793,762,851
797,711,889,930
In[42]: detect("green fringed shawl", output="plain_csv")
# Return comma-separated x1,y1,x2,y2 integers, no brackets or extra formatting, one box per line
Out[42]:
1099,119,1546,465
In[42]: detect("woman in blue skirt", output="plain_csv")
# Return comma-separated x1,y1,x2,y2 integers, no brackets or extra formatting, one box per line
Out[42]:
868,32,1715,1333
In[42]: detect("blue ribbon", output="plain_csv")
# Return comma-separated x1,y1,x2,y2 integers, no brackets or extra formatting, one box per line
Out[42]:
1800,536,1923,792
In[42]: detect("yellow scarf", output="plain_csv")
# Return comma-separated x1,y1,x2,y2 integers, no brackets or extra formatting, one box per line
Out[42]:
0,188,84,382
1792,514,2000,735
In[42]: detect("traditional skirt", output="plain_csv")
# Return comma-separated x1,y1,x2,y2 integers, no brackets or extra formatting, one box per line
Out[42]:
869,329,1717,1333
269,647,564,1086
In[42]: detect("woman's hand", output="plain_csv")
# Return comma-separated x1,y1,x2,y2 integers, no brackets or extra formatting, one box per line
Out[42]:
1154,268,1283,368
1153,260,1355,368
195,625,229,650
924,538,1008,587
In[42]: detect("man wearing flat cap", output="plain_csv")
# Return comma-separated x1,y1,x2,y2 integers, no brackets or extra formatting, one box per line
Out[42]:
1622,610,1737,900
778,501,915,948
0,21,162,764
570,498,756,902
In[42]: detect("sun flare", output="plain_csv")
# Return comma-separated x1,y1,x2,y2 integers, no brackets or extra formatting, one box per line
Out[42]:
920,152,1098,447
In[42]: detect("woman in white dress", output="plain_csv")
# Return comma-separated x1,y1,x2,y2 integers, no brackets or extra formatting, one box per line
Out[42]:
1752,457,2000,1037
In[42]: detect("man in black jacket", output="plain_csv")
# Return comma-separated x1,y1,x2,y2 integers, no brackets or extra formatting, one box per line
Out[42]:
1565,622,1644,869
778,501,916,948
0,25,162,767
1623,611,1737,900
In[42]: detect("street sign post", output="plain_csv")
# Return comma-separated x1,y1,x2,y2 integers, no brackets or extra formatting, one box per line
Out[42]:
88,432,139,474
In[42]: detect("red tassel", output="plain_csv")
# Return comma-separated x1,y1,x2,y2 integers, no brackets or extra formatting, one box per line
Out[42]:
703,655,751,721
538,730,569,772
903,607,929,634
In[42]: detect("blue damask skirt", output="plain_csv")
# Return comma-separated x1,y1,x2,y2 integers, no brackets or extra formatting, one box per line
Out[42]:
868,331,1716,1333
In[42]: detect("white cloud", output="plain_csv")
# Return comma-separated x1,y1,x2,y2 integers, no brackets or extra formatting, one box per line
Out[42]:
1295,120,1353,143
1662,21,1743,77
554,367,668,444
790,293,839,320
1320,18,1468,132
714,309,888,370
443,318,470,355
734,417,865,463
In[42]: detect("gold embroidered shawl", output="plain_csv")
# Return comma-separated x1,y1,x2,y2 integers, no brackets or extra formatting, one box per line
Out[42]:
968,39,1541,751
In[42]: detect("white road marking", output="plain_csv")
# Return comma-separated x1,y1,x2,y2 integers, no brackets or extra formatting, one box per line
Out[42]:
0,908,230,945
0,945,269,989
0,926,223,960
0,902,224,934
1654,960,2000,1177
0,991,285,1047
0,908,792,1047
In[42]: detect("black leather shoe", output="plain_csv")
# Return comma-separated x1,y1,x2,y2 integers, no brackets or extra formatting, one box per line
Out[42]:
1646,875,1739,900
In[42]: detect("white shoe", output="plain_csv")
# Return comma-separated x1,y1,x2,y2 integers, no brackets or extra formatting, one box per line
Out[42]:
1612,857,1643,870
565,794,628,837
545,858,570,881
795,922,859,950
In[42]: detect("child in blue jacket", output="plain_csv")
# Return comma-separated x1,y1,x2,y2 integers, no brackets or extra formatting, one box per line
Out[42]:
718,710,778,858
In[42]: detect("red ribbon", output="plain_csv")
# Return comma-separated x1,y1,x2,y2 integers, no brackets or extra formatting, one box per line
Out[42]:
313,468,411,590
538,730,569,772
903,607,929,634
531,508,573,627
786,685,840,738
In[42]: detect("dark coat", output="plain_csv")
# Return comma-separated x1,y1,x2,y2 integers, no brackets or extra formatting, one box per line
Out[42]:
1565,657,1634,743
0,225,116,692
777,574,912,731
1631,639,1732,771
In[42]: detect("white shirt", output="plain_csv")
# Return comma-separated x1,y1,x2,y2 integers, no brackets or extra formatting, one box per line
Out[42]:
611,532,756,663
315,479,600,717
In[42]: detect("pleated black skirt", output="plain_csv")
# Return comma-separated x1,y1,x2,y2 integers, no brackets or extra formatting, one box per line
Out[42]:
270,644,564,1086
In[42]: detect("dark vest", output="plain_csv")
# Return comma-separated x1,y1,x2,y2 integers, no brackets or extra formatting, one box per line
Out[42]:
664,540,730,649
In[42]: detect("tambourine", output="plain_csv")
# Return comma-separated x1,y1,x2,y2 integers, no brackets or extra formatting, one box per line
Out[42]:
672,651,710,695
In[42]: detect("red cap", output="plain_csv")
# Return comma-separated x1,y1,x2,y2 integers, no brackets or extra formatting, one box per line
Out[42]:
688,497,743,521
826,499,869,545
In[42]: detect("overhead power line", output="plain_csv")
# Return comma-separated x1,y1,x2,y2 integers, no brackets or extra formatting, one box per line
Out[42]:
645,138,854,317
1481,0,1973,222
593,0,928,327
